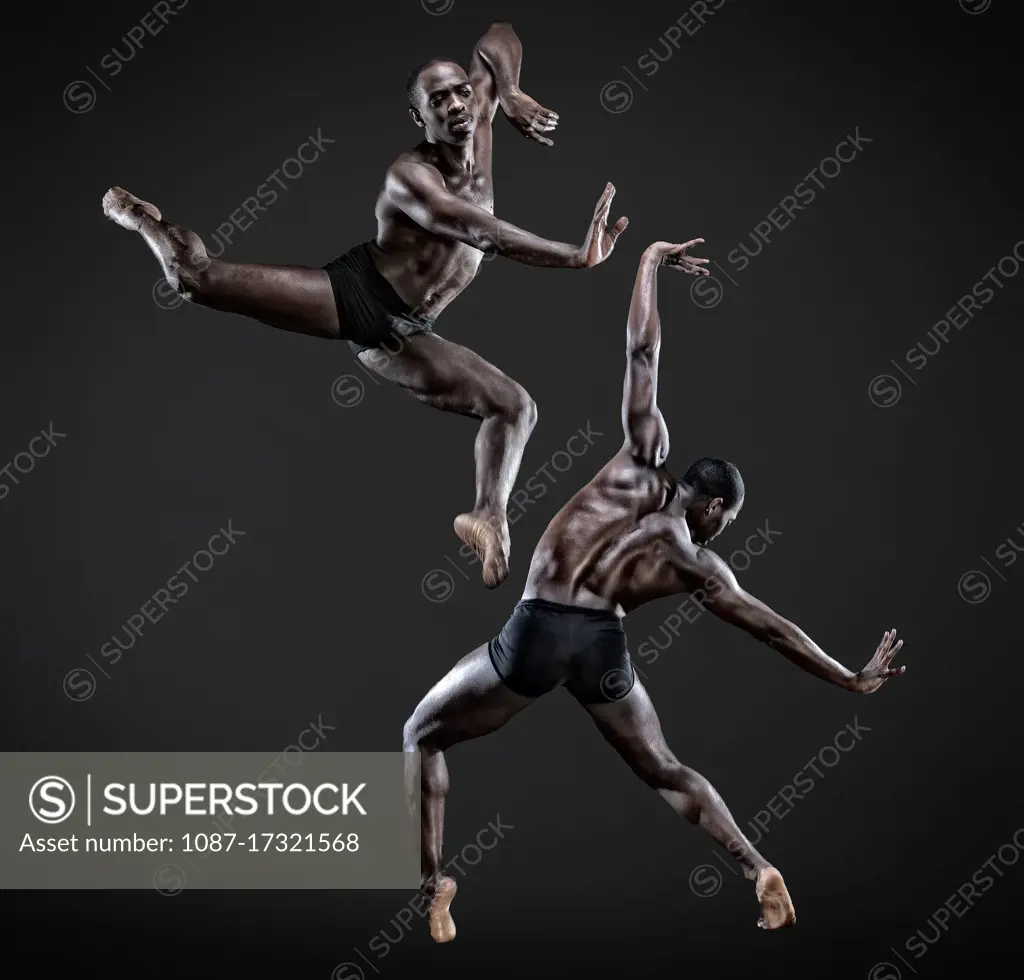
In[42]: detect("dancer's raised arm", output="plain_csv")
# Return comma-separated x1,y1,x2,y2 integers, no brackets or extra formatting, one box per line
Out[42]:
622,240,709,466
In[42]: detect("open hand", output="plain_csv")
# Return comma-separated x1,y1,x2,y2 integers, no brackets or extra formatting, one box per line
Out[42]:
652,239,711,276
578,183,629,269
852,629,906,693
502,89,559,146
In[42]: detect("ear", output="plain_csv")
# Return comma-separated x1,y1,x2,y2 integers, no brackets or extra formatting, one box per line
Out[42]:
409,107,425,129
706,496,724,516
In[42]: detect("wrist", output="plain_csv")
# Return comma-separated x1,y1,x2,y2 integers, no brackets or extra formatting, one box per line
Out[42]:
845,672,863,693
570,246,588,269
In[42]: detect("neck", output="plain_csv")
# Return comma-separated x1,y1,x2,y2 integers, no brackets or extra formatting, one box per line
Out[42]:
426,138,475,174
669,482,696,516
674,483,696,509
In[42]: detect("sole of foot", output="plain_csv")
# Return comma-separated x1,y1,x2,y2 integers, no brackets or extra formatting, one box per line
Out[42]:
453,513,509,589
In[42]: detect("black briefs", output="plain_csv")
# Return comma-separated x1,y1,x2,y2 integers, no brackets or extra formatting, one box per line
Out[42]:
488,598,635,705
322,242,437,355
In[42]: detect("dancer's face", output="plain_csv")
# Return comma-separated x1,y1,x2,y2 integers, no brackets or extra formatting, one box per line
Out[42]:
410,63,479,145
686,497,742,547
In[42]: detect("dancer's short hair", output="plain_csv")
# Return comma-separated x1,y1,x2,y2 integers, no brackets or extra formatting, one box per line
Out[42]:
406,59,458,107
682,457,745,506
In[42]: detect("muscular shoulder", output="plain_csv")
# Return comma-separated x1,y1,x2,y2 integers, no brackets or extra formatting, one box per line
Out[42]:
388,152,441,184
675,541,735,596
383,156,445,205
598,449,670,499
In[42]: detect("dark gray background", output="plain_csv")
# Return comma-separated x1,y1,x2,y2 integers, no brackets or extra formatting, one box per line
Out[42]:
2,0,1021,977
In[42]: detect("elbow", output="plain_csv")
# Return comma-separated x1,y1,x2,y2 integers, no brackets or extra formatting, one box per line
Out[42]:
472,226,499,252
429,211,489,250
761,623,785,646
760,618,792,647
480,22,515,49
626,343,656,363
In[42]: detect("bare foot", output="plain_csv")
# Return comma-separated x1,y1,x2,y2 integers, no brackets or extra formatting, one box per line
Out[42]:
454,512,509,589
755,867,795,930
428,876,457,943
102,186,162,231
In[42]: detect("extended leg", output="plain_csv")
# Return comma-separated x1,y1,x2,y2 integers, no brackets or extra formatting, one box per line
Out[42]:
583,677,796,929
102,187,340,338
403,642,535,942
360,333,537,588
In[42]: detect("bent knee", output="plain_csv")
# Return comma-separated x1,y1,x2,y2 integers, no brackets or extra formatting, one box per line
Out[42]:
519,389,538,430
402,716,423,753
489,382,537,428
637,754,687,790
403,712,442,753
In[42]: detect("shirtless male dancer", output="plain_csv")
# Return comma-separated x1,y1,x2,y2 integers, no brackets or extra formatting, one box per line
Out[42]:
101,21,628,588
403,238,908,941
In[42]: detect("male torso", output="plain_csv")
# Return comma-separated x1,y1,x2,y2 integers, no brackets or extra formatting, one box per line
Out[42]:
371,135,495,319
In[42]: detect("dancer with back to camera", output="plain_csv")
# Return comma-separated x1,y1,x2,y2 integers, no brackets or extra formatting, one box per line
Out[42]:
403,237,908,942
102,22,628,589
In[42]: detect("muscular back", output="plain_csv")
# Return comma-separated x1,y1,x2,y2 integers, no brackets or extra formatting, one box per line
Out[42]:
524,449,695,615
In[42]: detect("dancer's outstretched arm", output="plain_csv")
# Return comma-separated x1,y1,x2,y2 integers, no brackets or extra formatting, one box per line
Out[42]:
386,170,628,269
622,240,710,466
471,21,560,144
685,549,908,693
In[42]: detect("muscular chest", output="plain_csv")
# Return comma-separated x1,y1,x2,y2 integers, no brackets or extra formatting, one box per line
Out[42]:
444,172,494,213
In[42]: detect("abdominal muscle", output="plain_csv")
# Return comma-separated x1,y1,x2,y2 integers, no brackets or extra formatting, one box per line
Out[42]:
372,200,487,318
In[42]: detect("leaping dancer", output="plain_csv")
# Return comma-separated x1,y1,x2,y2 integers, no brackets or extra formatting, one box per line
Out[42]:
403,238,907,941
102,21,628,588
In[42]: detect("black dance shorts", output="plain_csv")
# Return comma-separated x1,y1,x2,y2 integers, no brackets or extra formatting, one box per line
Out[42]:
323,242,437,355
488,598,635,705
